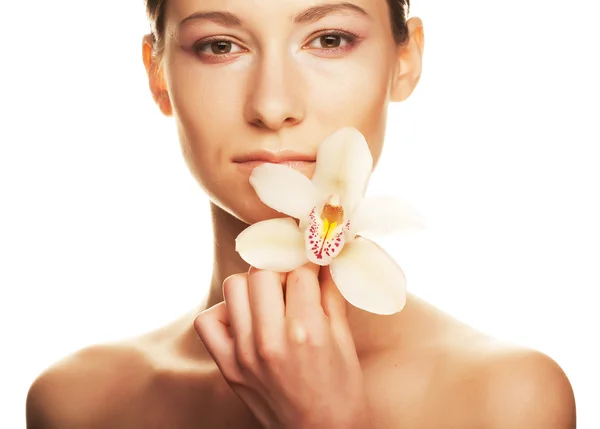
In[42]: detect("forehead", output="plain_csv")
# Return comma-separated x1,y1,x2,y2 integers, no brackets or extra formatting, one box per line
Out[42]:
164,0,390,28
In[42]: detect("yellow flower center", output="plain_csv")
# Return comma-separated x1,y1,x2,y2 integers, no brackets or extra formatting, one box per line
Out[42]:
304,194,351,265
320,194,344,241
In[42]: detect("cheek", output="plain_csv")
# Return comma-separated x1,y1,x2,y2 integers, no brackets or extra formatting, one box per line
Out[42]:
166,65,267,223
301,57,390,166
167,65,248,175
169,67,244,135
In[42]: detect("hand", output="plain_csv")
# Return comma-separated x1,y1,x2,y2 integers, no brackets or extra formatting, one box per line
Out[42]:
193,263,371,429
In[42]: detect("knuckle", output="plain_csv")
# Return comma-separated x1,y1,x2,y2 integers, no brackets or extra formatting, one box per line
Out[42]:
287,318,326,348
233,339,254,365
193,312,210,334
305,331,325,348
255,337,284,363
287,319,308,345
193,312,207,327
290,318,327,348
222,274,247,297
235,346,255,369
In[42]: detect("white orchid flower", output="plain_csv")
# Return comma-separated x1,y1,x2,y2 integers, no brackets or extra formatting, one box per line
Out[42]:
235,127,423,315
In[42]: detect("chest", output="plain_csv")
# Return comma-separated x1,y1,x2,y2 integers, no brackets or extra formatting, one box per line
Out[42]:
144,355,446,429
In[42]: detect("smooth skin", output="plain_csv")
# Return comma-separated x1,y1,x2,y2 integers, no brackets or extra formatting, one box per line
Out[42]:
26,0,576,428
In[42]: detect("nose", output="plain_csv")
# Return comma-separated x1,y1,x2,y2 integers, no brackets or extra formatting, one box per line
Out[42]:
244,53,305,130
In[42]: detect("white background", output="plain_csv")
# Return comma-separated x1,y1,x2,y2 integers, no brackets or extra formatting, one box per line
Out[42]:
1,0,598,427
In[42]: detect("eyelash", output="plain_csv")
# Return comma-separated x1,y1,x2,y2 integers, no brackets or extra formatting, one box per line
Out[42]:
192,29,360,61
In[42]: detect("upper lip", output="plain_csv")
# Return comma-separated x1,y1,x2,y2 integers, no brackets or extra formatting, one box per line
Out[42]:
233,150,316,163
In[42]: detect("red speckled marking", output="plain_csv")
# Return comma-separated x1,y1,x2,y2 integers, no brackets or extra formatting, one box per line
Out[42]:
305,207,351,264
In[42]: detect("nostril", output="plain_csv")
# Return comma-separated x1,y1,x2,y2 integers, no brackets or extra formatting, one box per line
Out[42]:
250,118,265,128
250,116,299,130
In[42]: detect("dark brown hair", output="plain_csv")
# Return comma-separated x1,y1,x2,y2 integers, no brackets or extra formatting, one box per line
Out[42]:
145,0,410,58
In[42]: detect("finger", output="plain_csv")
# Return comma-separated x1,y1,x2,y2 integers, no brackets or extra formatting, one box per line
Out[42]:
319,264,349,322
247,267,286,344
249,266,288,285
193,302,238,376
222,274,253,349
249,266,288,296
319,265,355,355
285,263,322,321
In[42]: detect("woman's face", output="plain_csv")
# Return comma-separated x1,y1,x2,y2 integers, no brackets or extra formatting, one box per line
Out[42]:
145,0,420,225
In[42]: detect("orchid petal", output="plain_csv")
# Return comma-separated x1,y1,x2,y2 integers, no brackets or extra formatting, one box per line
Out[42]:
311,128,373,215
235,218,308,272
250,163,318,220
351,196,426,239
329,237,406,315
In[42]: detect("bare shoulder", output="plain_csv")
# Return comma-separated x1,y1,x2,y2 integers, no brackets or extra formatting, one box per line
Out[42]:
471,342,576,428
422,302,576,428
24,310,233,429
367,301,576,429
26,342,154,429
428,321,576,428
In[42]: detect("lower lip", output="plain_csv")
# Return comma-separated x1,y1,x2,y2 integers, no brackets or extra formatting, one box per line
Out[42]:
235,160,316,171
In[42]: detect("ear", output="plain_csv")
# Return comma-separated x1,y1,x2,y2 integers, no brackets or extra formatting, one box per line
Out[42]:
142,34,173,116
390,17,425,102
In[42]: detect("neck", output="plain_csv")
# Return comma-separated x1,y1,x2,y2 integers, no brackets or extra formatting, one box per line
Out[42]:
202,202,420,357
203,202,251,310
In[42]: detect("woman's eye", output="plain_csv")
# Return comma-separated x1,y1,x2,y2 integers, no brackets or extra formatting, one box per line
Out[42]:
306,33,355,50
194,39,244,56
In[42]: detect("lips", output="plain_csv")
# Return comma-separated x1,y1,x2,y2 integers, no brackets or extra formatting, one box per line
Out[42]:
233,150,316,171
233,150,316,164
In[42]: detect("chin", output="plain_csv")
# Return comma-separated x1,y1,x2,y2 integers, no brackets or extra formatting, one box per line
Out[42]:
211,191,291,227
243,206,290,226
206,162,311,226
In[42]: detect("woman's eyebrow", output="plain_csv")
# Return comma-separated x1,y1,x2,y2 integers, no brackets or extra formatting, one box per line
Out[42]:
293,2,369,23
178,2,369,29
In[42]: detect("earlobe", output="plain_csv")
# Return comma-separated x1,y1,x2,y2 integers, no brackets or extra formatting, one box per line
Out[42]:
141,34,173,117
390,17,425,102
157,91,173,116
